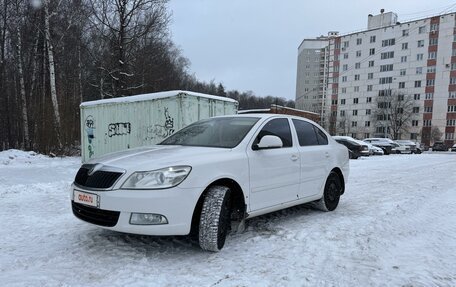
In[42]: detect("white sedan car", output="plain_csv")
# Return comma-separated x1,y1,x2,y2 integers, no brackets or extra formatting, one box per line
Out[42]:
71,114,349,251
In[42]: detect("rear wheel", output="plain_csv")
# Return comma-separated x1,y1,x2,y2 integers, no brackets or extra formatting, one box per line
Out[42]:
314,171,343,212
198,186,232,252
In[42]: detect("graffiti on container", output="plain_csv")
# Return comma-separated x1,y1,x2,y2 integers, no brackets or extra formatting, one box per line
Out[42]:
145,108,175,141
108,122,131,137
85,115,95,158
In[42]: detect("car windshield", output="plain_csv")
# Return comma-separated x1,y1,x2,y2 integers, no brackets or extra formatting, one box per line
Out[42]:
159,117,260,148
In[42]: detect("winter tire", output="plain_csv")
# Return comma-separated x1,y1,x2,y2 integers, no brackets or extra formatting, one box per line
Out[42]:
198,186,232,252
314,171,342,212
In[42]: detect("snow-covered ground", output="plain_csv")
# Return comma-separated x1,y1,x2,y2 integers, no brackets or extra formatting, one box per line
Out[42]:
1,149,455,287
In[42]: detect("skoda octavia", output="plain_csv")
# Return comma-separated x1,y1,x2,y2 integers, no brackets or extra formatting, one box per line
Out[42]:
71,114,349,251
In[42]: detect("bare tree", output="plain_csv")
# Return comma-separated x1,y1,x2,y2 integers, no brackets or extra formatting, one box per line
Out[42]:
372,90,415,139
431,126,443,143
88,0,170,97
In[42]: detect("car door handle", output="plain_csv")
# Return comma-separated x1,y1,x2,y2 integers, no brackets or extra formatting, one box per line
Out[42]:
325,152,330,158
291,154,299,161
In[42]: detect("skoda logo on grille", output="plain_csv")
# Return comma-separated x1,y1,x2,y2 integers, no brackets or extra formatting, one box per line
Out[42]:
88,164,103,176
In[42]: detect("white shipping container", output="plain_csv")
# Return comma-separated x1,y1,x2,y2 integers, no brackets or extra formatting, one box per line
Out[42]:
80,90,238,162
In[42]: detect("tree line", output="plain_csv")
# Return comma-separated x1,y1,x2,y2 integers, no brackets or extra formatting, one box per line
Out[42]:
0,0,294,154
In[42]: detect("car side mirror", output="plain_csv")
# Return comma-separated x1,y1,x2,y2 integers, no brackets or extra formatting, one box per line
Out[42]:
253,135,283,150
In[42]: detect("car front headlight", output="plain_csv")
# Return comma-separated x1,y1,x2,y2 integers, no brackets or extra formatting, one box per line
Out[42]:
121,166,191,189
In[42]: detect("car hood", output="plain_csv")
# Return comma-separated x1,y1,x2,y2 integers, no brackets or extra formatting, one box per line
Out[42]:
86,145,232,171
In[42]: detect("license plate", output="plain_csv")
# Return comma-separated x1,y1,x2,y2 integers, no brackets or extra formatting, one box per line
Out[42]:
73,190,99,208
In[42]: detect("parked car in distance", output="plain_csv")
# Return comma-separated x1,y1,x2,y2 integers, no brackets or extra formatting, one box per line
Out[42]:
391,142,412,154
432,141,447,151
71,114,349,252
451,144,456,152
395,140,421,154
363,138,394,155
365,143,384,155
333,136,370,159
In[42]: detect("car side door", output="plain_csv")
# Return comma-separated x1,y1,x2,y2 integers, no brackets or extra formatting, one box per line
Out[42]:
247,118,300,212
291,119,331,199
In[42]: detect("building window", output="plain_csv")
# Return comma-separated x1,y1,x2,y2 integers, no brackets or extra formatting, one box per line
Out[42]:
400,69,406,76
366,109,371,115
424,106,433,113
342,76,347,82
380,64,394,72
416,53,423,61
341,87,347,93
381,51,394,59
368,60,374,67
353,86,359,92
418,26,426,34
428,51,437,59
412,120,419,126
365,121,371,127
423,120,432,126
450,77,456,84
355,62,361,69
427,66,436,73
445,133,455,140
425,93,433,99
426,79,435,86
402,43,408,50
411,133,418,140
343,41,349,48
402,29,409,36
414,94,420,100
379,77,393,84
369,48,375,55
356,50,361,57
370,35,376,43
413,107,420,113
449,105,456,112
343,53,349,59
399,82,405,89
416,67,423,74
343,64,348,71
351,121,357,127
449,92,456,98
367,85,373,92
381,38,396,47
368,73,374,79
356,38,362,45
398,94,404,101
417,40,424,47
430,23,439,31
451,63,456,71
354,74,360,81
429,38,438,46
340,99,346,105
353,110,358,116
447,119,456,126
367,97,372,103
415,81,421,87
401,56,407,62
340,110,345,116
353,98,359,104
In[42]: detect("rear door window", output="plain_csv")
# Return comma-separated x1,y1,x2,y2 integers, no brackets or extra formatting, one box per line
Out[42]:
292,119,319,146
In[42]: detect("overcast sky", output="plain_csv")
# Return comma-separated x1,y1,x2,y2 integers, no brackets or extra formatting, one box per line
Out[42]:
168,0,456,100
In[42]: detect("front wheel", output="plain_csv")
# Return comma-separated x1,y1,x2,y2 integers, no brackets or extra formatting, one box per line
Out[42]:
314,171,343,212
198,186,232,252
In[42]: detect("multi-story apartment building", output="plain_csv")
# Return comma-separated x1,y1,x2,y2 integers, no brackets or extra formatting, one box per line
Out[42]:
297,10,456,147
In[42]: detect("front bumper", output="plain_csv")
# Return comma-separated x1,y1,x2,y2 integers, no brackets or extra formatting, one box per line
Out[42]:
70,184,202,236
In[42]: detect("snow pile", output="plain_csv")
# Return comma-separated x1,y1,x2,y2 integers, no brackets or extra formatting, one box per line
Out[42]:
0,151,455,286
0,149,44,165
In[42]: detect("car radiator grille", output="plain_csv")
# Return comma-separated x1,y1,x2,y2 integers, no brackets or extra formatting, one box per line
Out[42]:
74,166,123,189
72,201,120,227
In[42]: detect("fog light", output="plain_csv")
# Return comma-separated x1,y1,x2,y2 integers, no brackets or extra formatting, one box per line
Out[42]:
130,213,168,225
